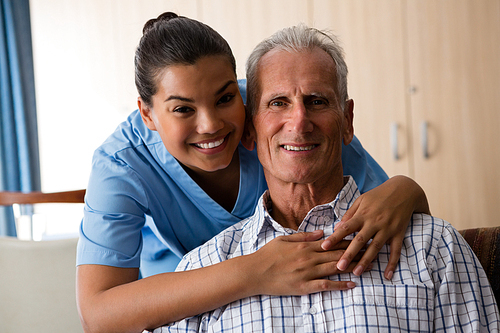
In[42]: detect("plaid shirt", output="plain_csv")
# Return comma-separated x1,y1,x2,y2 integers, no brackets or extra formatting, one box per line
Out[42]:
156,177,500,332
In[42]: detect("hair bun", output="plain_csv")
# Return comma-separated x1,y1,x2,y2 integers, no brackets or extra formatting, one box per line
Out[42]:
142,12,179,35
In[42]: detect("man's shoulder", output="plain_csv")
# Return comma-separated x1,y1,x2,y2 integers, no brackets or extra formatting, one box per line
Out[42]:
405,213,465,251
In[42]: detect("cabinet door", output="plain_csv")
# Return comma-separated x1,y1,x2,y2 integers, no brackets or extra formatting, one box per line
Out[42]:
406,0,500,229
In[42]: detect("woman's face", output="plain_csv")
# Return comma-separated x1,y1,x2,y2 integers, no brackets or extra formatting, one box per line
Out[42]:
139,55,245,174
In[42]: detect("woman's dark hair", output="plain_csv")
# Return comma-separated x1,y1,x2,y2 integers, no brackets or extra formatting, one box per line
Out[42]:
135,12,236,106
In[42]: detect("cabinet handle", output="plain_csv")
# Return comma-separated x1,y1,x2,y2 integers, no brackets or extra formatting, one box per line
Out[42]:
421,121,429,159
391,122,399,160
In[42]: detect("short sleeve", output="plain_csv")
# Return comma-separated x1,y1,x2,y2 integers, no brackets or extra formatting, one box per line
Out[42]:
77,148,149,268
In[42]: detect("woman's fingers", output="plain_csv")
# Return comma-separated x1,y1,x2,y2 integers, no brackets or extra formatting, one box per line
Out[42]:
254,234,371,295
301,280,356,293
348,232,386,276
282,229,324,242
384,236,404,280
322,212,364,251
330,219,406,279
322,215,376,272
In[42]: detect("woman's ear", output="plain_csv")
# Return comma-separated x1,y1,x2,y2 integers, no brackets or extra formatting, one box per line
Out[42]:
138,97,157,131
241,115,256,151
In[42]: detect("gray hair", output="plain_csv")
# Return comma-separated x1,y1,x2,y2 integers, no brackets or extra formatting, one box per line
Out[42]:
245,24,348,116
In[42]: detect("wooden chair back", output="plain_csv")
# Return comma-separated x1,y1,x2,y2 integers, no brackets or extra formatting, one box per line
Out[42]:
0,189,86,206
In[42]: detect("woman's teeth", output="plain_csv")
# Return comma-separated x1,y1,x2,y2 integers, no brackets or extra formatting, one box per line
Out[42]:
195,138,225,149
283,145,316,151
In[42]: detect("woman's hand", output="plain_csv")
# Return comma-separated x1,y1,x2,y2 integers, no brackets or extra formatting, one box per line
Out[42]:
320,175,430,280
248,229,369,296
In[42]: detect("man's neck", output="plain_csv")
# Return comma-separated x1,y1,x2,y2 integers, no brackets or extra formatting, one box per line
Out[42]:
266,174,346,230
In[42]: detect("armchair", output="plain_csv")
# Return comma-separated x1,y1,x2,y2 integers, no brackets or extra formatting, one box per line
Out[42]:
0,189,85,332
459,227,500,305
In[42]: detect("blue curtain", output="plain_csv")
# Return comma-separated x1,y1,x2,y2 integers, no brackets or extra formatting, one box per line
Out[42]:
0,0,41,236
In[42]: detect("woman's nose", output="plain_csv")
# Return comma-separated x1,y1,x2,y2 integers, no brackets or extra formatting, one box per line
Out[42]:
197,109,224,134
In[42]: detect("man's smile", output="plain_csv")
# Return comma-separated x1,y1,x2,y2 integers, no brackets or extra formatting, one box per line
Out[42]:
281,144,317,151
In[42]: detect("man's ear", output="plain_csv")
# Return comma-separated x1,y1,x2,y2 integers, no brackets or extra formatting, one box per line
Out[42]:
342,99,354,145
241,116,256,151
138,97,157,131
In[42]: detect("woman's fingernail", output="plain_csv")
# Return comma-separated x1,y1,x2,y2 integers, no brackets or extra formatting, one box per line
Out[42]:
347,282,356,288
353,265,364,276
385,270,394,280
337,259,347,271
321,240,331,250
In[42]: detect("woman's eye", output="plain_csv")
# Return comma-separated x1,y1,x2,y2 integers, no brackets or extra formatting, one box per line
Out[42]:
173,106,193,114
217,94,234,105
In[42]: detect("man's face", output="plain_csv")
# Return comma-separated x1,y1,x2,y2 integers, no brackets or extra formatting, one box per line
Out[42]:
251,47,354,187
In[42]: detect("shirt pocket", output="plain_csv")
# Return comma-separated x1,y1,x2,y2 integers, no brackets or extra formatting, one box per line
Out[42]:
340,284,434,333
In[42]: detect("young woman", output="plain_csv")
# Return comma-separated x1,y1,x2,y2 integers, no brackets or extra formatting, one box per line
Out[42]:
76,12,430,333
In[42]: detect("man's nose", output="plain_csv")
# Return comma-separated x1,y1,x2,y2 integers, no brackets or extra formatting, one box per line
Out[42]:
197,109,224,134
287,102,314,133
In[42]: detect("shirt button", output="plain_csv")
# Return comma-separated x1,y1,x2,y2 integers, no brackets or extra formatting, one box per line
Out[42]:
309,306,317,315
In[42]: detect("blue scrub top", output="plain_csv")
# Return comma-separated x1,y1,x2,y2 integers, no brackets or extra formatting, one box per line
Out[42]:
77,83,388,277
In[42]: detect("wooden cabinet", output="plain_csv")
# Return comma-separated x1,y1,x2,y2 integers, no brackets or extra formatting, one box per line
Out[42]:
313,0,500,229
405,0,500,229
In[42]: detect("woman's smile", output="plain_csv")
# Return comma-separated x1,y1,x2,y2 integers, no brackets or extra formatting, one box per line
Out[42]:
191,134,230,154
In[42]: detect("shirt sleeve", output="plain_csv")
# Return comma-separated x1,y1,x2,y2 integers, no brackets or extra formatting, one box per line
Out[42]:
342,135,389,193
77,148,149,268
431,221,500,331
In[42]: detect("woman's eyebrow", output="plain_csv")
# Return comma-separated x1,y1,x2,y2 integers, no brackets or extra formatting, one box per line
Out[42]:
215,80,236,96
164,80,236,103
164,95,194,103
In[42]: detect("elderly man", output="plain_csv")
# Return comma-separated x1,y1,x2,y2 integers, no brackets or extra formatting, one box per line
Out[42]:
155,25,499,332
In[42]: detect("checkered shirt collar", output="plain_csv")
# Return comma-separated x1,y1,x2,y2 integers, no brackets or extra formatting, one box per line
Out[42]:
246,176,360,248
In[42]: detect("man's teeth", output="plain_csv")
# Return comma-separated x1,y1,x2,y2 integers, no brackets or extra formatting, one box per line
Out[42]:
196,138,225,149
283,145,316,151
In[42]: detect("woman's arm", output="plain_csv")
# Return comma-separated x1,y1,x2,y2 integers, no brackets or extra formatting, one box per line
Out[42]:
321,175,430,280
77,230,357,333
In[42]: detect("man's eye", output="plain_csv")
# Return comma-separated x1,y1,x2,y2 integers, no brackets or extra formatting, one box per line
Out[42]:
311,99,325,105
270,101,286,107
173,106,193,113
217,94,234,105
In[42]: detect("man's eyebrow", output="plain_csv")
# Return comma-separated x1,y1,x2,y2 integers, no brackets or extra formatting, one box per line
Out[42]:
265,92,286,100
164,80,236,103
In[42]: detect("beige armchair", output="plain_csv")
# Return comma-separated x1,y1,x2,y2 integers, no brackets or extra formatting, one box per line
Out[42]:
0,190,85,332
0,237,83,332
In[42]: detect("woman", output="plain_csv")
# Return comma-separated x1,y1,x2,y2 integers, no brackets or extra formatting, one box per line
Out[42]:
76,12,429,332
